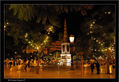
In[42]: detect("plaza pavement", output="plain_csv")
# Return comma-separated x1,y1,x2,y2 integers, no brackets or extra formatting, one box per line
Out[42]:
4,64,115,79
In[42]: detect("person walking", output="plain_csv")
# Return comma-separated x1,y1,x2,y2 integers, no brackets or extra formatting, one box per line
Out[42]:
36,59,40,74
24,59,28,72
24,63,27,72
8,59,12,69
90,62,94,74
28,60,30,68
13,59,15,66
96,61,100,74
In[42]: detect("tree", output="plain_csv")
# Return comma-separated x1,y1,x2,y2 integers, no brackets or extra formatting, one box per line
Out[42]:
9,4,93,26
5,4,94,58
75,5,115,60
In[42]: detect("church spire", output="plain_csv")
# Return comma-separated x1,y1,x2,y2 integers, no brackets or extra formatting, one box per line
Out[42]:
63,18,68,42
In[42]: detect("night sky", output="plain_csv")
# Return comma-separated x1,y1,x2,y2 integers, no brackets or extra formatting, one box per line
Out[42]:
4,4,116,60
5,5,115,43
51,5,115,41
52,9,90,41
52,11,86,41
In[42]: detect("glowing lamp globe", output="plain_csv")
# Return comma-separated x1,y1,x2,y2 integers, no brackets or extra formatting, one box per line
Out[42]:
69,34,75,43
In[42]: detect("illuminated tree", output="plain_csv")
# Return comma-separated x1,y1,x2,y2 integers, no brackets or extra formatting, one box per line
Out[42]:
5,4,94,58
75,5,115,60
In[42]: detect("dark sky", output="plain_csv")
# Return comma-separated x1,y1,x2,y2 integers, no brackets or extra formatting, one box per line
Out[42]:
52,11,89,41
52,5,115,41
5,5,115,42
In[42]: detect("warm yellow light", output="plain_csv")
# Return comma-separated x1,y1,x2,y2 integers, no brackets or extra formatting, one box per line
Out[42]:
105,49,107,51
90,31,93,33
108,47,112,52
101,49,104,52
108,11,111,14
6,22,9,25
84,64,89,67
90,24,93,27
69,35,75,43
48,26,53,32
109,65,113,73
93,38,96,40
105,12,107,14
96,40,98,42
4,25,6,29
25,33,28,38
90,26,92,29
92,21,95,24
112,48,114,51
25,39,28,41
108,47,111,50
49,27,52,31
36,47,39,50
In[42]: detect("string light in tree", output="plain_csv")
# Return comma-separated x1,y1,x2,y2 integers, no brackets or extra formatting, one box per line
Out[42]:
4,25,6,30
25,33,28,38
24,26,52,52
96,40,98,42
89,20,96,35
92,21,95,24
4,22,9,31
105,11,111,15
6,22,9,25
47,26,54,35
99,42,101,44
24,33,37,49
90,24,93,27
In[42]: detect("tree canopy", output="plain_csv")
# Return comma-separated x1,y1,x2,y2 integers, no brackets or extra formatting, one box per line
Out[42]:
4,4,115,60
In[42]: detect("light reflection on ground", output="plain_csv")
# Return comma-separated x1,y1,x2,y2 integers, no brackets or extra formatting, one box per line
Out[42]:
4,64,115,79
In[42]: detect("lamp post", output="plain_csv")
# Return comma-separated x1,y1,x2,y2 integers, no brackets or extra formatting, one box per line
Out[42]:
69,34,75,70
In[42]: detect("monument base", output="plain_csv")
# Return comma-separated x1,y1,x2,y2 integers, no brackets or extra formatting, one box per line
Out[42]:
60,53,71,66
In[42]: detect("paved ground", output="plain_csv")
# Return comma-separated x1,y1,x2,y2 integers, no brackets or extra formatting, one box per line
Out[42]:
4,64,115,79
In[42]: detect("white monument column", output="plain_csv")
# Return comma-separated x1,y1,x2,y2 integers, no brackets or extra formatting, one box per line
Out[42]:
60,19,71,66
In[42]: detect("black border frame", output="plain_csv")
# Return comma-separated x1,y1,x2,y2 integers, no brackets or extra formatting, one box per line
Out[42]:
0,0,118,82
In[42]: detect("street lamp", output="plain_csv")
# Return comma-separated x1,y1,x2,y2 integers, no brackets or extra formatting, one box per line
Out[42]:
69,34,75,43
69,34,75,70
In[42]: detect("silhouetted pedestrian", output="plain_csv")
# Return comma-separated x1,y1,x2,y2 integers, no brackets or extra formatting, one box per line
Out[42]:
13,60,15,66
96,61,100,74
90,63,94,73
24,60,28,72
36,59,40,74
28,60,30,68
24,64,27,72
9,60,12,69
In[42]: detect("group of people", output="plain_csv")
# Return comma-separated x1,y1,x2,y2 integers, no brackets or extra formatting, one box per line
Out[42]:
4,58,45,72
90,61,100,74
5,58,114,74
